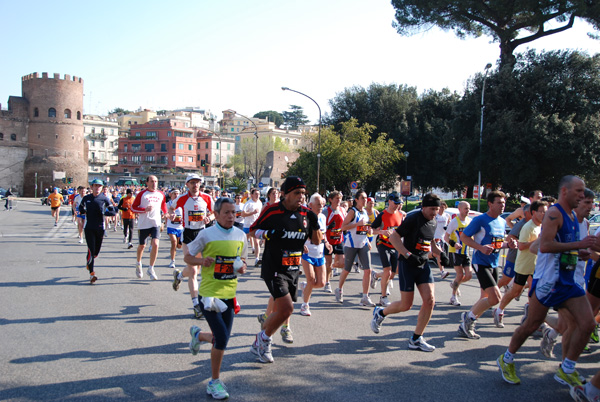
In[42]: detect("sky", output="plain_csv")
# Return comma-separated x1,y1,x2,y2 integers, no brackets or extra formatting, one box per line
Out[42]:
1,0,599,124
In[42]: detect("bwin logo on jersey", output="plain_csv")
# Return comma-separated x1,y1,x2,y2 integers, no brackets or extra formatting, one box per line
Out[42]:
282,231,307,240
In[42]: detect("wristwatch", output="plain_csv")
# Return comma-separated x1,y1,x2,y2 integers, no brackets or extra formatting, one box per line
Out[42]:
405,252,411,258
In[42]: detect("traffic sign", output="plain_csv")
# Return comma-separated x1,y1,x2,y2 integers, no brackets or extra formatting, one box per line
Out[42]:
258,182,264,188
350,181,358,189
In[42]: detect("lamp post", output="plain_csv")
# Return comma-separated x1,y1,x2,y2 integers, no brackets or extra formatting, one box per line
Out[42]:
477,63,493,212
281,87,322,193
233,111,258,186
404,151,409,211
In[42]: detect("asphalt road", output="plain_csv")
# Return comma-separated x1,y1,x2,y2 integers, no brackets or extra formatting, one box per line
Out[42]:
0,199,596,401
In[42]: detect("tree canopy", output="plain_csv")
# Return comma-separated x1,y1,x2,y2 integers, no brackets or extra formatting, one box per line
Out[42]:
390,0,600,69
254,110,284,127
231,135,291,181
282,105,310,129
286,119,402,195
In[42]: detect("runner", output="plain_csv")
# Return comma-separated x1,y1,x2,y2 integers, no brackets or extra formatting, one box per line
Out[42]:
233,194,244,229
48,188,64,226
185,197,247,400
172,174,214,319
458,190,517,339
335,189,376,307
165,188,183,269
370,192,404,306
370,193,445,352
130,175,168,280
497,175,597,388
434,201,452,279
241,188,262,265
72,186,86,243
118,189,136,249
249,176,320,363
497,205,531,297
299,193,331,316
444,201,473,306
495,201,548,327
78,179,111,284
324,191,345,290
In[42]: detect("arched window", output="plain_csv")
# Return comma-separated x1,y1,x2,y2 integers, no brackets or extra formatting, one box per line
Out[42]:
34,107,39,117
64,109,71,119
48,108,56,118
0,133,3,140
10,134,17,141
77,111,81,120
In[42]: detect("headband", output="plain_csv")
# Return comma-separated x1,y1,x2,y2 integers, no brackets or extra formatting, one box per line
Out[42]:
422,198,442,207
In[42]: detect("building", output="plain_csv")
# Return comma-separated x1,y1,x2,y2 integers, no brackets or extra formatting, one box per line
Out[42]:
0,72,87,196
197,130,236,185
261,151,299,190
115,118,197,175
83,115,120,175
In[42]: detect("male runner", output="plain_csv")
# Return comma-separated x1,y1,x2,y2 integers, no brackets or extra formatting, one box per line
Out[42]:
78,179,111,283
370,193,445,352
324,191,345,287
249,176,320,363
165,188,183,268
434,201,452,279
131,175,168,280
172,174,214,319
458,190,517,339
444,201,473,306
241,188,262,264
497,176,597,388
48,188,64,226
118,189,136,249
185,197,247,400
370,192,404,306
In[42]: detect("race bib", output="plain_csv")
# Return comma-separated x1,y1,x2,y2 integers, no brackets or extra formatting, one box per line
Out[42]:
491,236,504,253
281,250,301,271
356,225,369,235
188,210,205,222
214,255,237,280
235,211,242,218
559,251,578,271
172,215,182,224
415,239,431,252
329,229,342,240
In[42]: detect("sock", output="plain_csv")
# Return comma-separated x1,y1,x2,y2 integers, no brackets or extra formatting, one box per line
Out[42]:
497,308,504,315
149,265,154,271
412,333,421,341
562,358,576,374
378,309,386,318
548,328,559,341
503,349,514,364
260,330,271,341
282,324,290,329
192,297,199,306
468,311,477,321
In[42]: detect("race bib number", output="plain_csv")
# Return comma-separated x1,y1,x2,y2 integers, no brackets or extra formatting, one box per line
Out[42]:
329,229,342,240
356,225,369,235
281,250,301,271
214,255,237,280
415,239,431,252
188,210,205,222
235,211,242,218
491,236,504,253
559,251,578,271
172,215,182,224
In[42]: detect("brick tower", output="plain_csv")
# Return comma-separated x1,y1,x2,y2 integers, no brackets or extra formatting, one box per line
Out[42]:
22,73,88,196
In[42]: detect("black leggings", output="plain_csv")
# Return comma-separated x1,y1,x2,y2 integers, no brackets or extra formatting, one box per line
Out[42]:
123,219,134,243
84,228,104,274
199,298,235,350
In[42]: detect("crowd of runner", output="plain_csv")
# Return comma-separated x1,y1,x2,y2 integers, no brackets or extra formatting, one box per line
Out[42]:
41,174,600,401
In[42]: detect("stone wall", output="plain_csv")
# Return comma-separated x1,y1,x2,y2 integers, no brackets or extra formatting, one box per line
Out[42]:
0,146,27,194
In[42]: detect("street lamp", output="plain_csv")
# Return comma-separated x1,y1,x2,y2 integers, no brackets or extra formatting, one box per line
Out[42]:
233,111,258,186
477,63,493,212
281,86,322,193
404,151,409,211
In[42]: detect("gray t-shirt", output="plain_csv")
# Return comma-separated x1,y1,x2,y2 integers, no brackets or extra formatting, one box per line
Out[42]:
506,219,527,263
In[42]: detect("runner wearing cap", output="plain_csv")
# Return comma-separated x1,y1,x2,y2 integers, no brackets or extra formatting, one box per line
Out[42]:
249,176,321,363
130,175,168,280
370,192,405,306
324,191,346,291
172,174,214,319
78,179,112,283
48,187,64,226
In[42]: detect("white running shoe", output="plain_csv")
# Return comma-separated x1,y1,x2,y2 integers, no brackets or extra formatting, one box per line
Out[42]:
450,295,461,306
440,270,450,280
335,287,343,303
323,282,332,293
300,303,311,316
169,260,176,269
78,237,83,244
332,268,340,277
360,294,376,307
408,336,436,352
147,266,158,280
135,262,143,278
371,306,385,334
379,296,391,306
493,308,505,328
370,270,379,289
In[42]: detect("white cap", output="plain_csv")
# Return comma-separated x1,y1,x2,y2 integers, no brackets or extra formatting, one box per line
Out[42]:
520,195,531,204
186,173,202,183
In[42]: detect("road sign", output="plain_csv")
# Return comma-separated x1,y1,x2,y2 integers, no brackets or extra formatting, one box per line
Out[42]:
350,181,358,189
400,180,411,196
258,182,264,188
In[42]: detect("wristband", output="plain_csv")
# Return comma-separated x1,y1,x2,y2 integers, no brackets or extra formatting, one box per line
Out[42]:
405,252,411,258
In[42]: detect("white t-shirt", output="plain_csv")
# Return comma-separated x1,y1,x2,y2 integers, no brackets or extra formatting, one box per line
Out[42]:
434,212,451,240
243,199,262,228
305,212,326,258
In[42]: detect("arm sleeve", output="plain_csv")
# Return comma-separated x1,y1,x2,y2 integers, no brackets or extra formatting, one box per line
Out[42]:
371,212,383,229
160,193,168,214
130,191,145,214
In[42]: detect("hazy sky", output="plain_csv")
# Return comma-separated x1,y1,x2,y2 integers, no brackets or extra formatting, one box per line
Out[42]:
1,0,598,123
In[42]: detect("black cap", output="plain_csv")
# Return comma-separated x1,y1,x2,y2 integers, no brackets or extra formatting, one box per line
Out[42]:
126,188,132,194
388,193,402,204
281,176,306,194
